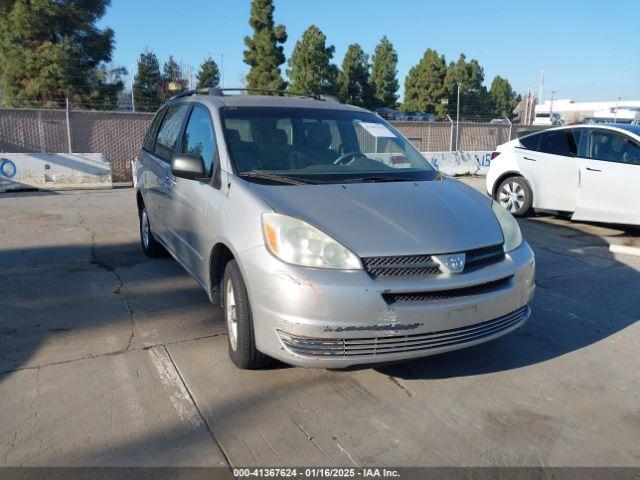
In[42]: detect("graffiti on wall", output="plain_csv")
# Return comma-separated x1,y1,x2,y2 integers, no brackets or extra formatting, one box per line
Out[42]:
422,151,493,176
0,158,17,179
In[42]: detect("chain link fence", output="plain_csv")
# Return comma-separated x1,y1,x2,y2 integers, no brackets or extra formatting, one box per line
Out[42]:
0,108,548,182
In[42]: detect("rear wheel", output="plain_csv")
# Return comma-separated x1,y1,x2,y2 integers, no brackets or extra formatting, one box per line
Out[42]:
140,206,167,258
496,176,533,217
223,260,270,369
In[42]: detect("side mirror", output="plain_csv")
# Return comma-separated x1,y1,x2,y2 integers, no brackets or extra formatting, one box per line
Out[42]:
171,153,205,180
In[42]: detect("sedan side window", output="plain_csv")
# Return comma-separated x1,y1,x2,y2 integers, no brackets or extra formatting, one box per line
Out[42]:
584,129,640,165
154,103,191,162
180,105,219,177
519,131,542,151
538,130,576,157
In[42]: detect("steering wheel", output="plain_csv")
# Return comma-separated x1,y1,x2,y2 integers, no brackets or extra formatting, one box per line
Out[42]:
333,151,368,165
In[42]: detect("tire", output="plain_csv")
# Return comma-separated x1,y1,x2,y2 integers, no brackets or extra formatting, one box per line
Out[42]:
223,260,270,369
496,176,533,217
139,206,167,258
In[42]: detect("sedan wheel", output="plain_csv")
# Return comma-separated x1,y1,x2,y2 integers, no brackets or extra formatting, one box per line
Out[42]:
499,182,525,213
496,176,533,217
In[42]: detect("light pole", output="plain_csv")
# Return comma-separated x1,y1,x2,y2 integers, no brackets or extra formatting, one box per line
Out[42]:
455,82,460,151
130,63,136,112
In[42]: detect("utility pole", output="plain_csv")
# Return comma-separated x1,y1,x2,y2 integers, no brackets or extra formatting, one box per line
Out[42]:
550,90,557,114
538,70,544,106
613,96,621,123
65,97,72,153
130,63,136,112
524,90,530,125
455,82,460,151
221,53,224,87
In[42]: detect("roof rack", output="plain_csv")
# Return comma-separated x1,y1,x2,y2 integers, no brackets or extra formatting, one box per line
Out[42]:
169,87,339,103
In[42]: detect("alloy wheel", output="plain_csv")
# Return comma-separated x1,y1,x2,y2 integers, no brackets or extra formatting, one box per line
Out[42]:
225,279,238,351
499,182,526,213
141,210,150,248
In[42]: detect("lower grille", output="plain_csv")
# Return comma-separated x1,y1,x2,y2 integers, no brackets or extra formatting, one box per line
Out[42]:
277,306,529,358
383,276,512,304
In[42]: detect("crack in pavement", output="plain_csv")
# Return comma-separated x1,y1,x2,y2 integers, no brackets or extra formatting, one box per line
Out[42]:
75,204,136,352
0,332,228,377
388,375,413,398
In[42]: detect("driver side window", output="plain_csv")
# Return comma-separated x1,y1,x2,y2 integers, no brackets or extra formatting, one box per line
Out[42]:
180,105,219,177
582,129,640,165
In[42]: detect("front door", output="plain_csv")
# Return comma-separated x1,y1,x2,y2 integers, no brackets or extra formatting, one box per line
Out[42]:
167,104,224,284
574,128,640,225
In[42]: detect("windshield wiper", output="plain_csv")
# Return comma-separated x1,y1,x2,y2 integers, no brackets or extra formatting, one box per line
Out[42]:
238,172,311,185
341,176,412,183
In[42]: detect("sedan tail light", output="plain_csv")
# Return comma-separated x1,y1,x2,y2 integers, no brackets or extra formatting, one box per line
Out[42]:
490,151,501,160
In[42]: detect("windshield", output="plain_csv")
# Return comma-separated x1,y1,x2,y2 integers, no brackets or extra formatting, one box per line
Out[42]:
222,107,436,184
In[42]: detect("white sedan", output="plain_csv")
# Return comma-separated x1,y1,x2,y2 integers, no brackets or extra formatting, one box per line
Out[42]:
486,124,640,225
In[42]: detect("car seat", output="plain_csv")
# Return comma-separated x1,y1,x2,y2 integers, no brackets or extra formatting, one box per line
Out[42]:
301,122,339,167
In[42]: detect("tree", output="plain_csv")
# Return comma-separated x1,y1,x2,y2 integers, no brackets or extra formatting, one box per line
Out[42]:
133,50,162,112
370,37,399,108
196,56,221,89
286,25,338,95
243,0,287,91
403,49,447,116
0,0,122,108
338,44,374,108
443,54,491,119
161,55,187,100
489,75,518,118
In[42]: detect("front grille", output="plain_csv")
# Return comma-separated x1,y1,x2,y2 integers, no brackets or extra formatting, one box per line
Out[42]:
383,276,512,304
361,244,505,278
361,255,441,277
277,306,530,358
465,244,506,272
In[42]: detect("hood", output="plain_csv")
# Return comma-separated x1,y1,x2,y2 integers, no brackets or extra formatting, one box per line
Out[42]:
249,178,504,257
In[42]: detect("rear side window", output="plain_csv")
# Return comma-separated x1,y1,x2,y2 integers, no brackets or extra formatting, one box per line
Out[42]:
180,105,218,177
538,130,576,156
154,103,191,161
142,107,166,151
519,132,542,150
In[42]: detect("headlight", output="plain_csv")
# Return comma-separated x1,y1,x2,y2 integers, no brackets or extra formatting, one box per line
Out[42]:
492,201,523,252
262,212,362,270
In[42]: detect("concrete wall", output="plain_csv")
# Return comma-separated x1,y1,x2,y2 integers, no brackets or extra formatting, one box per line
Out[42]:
0,153,112,192
422,151,493,176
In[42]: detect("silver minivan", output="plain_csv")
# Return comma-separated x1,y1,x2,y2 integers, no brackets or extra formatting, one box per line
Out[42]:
133,89,535,369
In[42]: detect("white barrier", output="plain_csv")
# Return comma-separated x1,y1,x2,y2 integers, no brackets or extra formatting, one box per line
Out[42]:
422,151,493,176
0,153,112,192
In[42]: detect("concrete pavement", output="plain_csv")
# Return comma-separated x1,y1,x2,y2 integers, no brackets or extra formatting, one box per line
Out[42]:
0,183,639,467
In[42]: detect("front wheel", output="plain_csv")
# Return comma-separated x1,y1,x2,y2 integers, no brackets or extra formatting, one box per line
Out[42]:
223,260,270,369
496,176,533,217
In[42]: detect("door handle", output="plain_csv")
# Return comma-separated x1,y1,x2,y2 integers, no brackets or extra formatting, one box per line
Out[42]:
523,156,537,161
586,167,601,172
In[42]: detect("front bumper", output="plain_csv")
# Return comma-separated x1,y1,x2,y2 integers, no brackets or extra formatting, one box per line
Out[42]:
239,241,535,368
